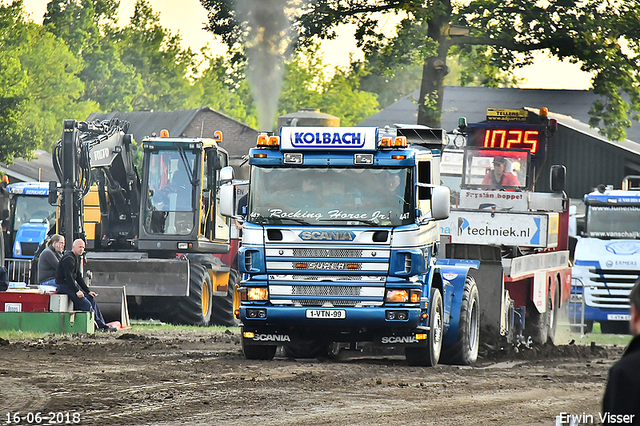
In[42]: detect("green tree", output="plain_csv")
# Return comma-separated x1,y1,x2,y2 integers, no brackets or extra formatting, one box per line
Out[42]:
202,0,640,141
43,0,118,55
277,45,378,127
44,0,199,113
43,0,140,113
0,1,33,164
192,48,257,128
1,1,90,160
117,0,200,111
316,63,378,127
278,47,326,115
19,24,98,152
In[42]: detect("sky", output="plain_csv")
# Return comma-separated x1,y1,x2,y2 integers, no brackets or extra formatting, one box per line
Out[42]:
20,0,593,91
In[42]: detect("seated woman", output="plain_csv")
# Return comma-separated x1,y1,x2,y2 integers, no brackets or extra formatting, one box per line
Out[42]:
38,234,65,288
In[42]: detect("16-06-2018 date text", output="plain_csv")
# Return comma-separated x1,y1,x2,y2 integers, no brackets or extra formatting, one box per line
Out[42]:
5,412,81,425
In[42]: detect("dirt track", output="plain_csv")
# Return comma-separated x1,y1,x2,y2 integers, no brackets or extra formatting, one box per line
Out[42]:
0,328,625,426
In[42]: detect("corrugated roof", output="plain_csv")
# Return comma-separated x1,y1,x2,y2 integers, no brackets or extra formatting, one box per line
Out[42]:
87,107,205,141
530,108,640,156
358,86,640,144
0,150,57,183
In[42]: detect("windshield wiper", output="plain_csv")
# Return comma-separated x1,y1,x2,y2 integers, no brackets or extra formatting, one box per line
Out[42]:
321,218,379,226
275,217,311,225
248,217,311,226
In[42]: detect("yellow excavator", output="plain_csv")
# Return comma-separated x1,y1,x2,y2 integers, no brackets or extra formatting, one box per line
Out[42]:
49,118,237,326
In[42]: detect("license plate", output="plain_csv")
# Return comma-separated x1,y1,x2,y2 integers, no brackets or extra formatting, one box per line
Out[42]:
305,309,346,319
607,314,631,321
569,294,583,303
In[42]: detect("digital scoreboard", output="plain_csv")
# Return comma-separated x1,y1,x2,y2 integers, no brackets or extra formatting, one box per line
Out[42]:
465,123,547,158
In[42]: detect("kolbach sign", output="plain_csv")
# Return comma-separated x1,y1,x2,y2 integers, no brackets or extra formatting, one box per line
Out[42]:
440,211,557,248
280,127,378,151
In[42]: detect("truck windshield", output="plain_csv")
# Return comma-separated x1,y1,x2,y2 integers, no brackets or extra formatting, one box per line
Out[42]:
144,149,197,236
248,166,413,226
585,205,640,238
13,196,56,230
441,149,464,205
461,148,529,190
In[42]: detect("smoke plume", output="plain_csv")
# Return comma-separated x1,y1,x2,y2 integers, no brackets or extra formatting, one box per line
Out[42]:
236,0,297,131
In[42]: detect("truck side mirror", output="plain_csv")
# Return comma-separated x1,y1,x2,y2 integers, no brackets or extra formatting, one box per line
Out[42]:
48,181,58,206
550,165,566,193
219,183,235,217
431,185,451,220
219,166,234,184
0,184,9,221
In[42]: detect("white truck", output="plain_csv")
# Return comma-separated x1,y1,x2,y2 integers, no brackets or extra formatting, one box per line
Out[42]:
570,176,640,334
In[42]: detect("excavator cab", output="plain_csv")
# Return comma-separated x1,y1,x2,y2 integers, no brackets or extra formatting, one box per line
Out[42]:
51,120,237,327
137,135,232,255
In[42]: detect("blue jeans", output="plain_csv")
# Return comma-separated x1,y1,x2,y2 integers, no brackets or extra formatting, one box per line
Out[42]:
55,283,108,329
40,278,56,287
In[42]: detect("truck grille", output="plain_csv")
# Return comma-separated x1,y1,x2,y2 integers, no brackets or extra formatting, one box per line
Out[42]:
292,248,363,258
293,275,375,282
299,299,362,307
584,268,640,309
292,285,362,297
20,243,40,257
265,240,389,307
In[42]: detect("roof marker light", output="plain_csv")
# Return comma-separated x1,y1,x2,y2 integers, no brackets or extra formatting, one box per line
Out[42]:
268,136,280,147
257,133,268,146
379,137,393,148
393,136,407,147
257,133,280,148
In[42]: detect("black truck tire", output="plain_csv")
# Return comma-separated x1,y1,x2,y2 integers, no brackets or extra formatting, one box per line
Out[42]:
600,321,630,334
0,231,4,266
170,263,213,326
283,341,329,359
442,276,480,365
241,330,277,360
209,268,239,326
525,288,551,344
570,320,593,334
405,287,443,367
547,282,560,344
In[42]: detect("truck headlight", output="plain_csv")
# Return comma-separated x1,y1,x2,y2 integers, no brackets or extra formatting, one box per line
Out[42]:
244,287,269,301
385,289,421,303
386,289,409,303
13,241,21,256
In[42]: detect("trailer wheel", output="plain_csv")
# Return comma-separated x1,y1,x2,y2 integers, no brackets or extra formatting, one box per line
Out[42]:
172,264,213,326
405,287,443,367
442,276,480,365
524,289,550,344
209,268,239,326
241,330,277,360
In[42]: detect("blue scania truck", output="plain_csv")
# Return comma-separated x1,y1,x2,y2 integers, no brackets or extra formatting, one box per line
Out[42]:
0,182,56,283
221,126,479,366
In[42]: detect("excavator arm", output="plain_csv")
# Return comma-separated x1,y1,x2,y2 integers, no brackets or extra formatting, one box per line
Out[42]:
52,119,141,251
